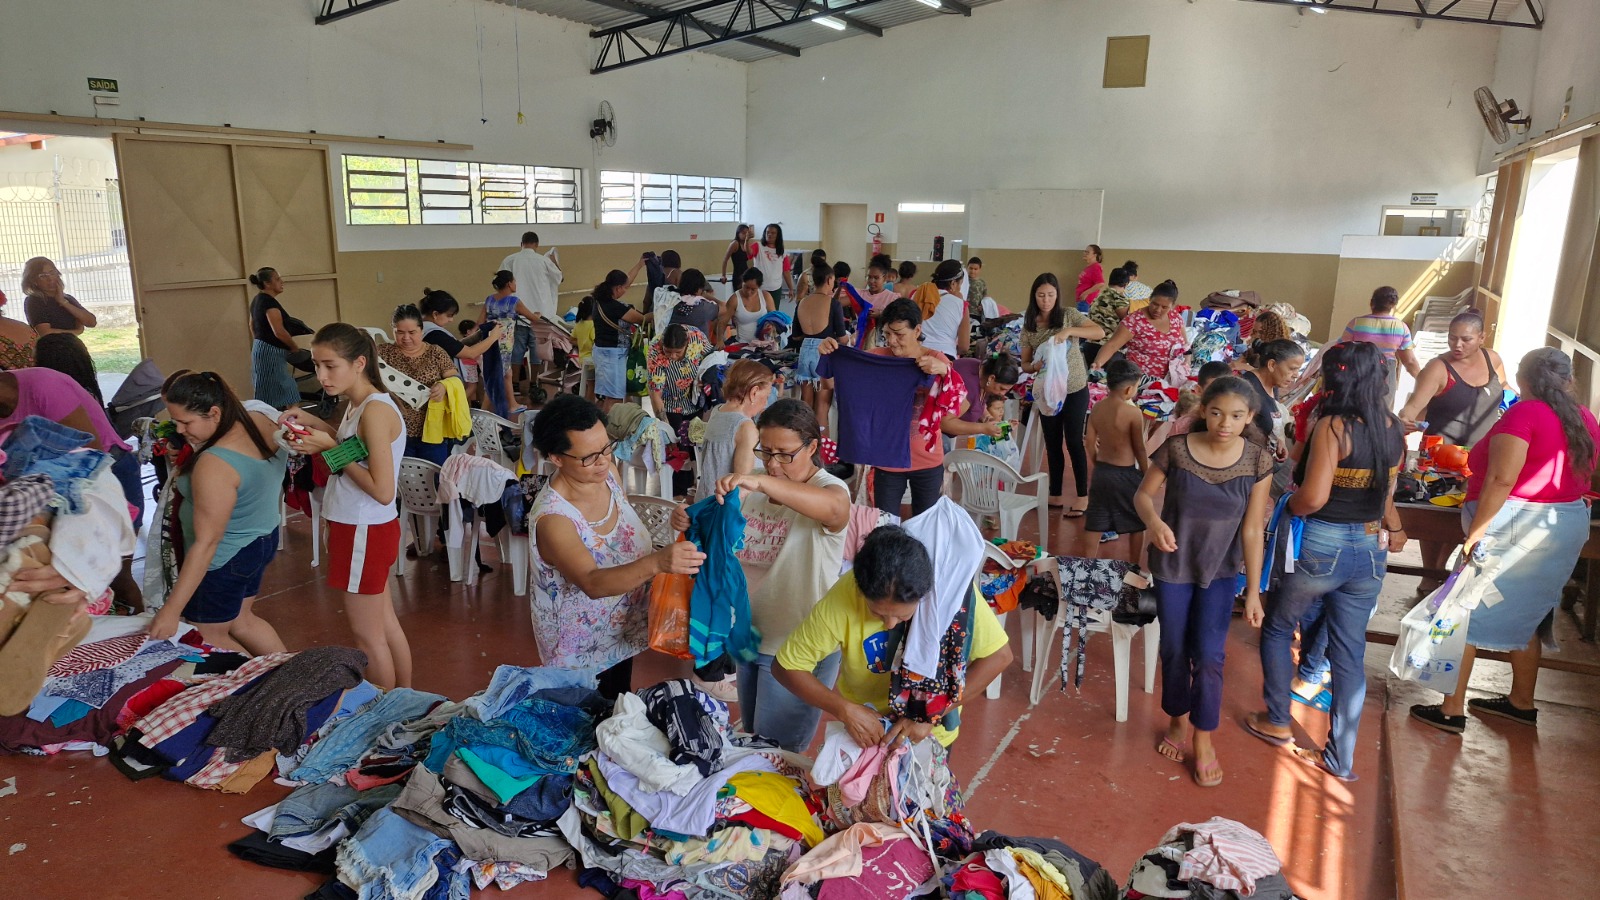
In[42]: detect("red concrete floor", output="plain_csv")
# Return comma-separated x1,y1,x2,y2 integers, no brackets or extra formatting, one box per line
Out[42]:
0,507,1413,899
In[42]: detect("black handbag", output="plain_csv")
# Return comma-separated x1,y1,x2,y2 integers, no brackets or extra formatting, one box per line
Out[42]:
1111,584,1158,626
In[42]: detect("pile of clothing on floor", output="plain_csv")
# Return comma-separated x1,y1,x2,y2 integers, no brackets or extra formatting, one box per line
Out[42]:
0,415,140,731
1123,817,1300,899
107,644,369,793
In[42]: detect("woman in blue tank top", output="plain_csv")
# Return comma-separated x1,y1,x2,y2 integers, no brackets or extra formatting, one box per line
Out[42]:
147,371,289,655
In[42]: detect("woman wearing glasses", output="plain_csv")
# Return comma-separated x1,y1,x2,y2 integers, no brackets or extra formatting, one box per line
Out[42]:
529,394,706,698
671,399,850,751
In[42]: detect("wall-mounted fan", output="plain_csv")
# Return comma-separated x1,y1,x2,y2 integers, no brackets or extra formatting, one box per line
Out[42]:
590,100,617,148
1475,86,1531,144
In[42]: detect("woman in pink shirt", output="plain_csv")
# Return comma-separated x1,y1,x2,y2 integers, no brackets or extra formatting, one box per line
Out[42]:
1075,244,1106,310
1411,348,1600,735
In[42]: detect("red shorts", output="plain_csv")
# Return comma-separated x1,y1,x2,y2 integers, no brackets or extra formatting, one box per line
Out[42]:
326,519,401,595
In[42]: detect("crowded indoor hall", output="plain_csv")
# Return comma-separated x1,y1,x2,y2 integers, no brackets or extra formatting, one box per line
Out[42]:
0,1,1593,898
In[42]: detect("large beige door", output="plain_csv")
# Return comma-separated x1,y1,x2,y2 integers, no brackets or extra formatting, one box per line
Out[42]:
820,203,870,277
114,134,340,394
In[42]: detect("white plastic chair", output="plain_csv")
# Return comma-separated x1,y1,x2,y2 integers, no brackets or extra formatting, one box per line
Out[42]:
628,494,679,549
945,449,1050,548
468,409,518,470
279,487,324,568
361,326,392,346
1026,575,1161,721
1020,403,1044,475
393,457,465,581
619,437,673,500
981,296,1000,319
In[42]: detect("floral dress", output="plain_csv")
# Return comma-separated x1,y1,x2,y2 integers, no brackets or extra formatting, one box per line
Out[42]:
1123,307,1189,380
529,474,650,669
646,327,713,416
0,332,35,370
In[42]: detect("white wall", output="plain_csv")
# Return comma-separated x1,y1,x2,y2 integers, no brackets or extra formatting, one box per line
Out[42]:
745,0,1498,255
1478,0,1600,170
0,0,748,251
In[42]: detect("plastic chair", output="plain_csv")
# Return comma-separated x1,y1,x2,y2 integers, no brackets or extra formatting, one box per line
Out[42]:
468,409,518,470
628,494,679,549
1027,594,1161,722
279,487,324,568
945,449,1050,548
619,438,672,500
1019,403,1044,475
393,457,465,581
360,326,391,346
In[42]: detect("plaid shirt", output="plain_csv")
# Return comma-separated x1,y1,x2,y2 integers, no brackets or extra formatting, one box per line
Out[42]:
135,652,292,746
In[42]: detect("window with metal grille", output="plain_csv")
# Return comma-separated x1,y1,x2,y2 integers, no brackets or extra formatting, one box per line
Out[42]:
341,155,582,226
600,171,740,225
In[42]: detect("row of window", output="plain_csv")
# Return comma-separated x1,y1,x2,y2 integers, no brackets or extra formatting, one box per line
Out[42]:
340,155,741,226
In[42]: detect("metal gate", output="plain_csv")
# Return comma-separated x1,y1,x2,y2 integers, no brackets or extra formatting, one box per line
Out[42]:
0,181,134,325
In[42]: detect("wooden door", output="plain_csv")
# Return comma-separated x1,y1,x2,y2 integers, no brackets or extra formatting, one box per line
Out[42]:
115,134,340,395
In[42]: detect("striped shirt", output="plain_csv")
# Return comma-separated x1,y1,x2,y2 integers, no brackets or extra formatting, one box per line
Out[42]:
1339,314,1414,360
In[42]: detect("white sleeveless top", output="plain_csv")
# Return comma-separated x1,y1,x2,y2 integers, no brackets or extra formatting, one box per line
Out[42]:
323,392,406,526
733,293,765,344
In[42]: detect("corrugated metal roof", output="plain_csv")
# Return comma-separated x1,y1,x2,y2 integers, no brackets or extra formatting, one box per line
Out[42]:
495,0,1011,65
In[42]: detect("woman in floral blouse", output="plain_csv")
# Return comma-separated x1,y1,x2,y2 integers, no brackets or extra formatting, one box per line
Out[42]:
1092,279,1188,382
647,324,712,433
529,394,704,698
0,289,37,371
376,304,462,465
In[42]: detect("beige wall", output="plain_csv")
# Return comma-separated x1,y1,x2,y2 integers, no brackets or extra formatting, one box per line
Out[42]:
1329,257,1478,340
968,248,1342,342
335,241,730,329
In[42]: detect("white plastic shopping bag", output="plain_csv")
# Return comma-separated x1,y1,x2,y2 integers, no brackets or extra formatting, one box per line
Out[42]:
1035,337,1073,416
1389,564,1477,694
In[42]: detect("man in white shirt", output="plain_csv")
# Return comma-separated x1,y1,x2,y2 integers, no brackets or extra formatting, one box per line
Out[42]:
499,231,562,394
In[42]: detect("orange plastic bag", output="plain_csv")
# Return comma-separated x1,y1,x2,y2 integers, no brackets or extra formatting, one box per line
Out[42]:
648,532,695,660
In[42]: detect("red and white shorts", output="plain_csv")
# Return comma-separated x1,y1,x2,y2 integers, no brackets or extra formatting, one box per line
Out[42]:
326,519,402,595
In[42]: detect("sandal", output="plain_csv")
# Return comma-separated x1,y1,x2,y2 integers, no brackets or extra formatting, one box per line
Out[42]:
1468,695,1538,726
1242,712,1293,747
1291,745,1359,783
1156,736,1188,763
1193,756,1224,788
1291,687,1333,713
1409,703,1466,734
1062,506,1086,519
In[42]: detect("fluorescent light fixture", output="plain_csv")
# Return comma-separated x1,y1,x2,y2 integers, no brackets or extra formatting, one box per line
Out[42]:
915,0,942,7
815,15,847,30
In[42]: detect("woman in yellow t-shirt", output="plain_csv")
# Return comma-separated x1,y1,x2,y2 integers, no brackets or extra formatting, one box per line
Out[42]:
774,525,1013,748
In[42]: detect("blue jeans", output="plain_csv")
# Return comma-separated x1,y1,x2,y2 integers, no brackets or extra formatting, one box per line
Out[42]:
1297,596,1331,684
288,688,447,784
1155,577,1237,732
1260,518,1384,777
404,435,455,467
737,652,840,753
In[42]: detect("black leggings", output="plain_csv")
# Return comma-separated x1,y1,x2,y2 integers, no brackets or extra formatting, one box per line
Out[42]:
1041,386,1090,499
874,466,945,518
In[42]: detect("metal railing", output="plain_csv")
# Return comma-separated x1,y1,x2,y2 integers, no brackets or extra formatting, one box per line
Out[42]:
0,181,134,323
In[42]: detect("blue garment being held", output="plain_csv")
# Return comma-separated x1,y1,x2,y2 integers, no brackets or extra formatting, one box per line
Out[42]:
684,487,760,666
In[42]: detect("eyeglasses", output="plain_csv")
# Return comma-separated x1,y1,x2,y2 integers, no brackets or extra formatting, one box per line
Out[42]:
559,440,617,467
754,444,808,464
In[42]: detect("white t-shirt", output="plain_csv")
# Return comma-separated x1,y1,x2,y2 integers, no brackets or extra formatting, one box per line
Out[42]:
737,468,850,656
323,392,406,526
920,290,967,357
500,248,562,323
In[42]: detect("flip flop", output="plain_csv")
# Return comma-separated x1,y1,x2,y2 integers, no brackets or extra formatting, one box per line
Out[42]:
1242,712,1293,747
1062,508,1086,519
1155,736,1188,763
1292,687,1333,713
1193,757,1224,788
1291,745,1359,783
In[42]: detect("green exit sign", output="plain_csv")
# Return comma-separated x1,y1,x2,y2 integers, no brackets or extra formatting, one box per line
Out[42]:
87,78,118,93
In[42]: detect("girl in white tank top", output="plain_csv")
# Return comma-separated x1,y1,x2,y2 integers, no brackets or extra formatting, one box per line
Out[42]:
280,324,413,690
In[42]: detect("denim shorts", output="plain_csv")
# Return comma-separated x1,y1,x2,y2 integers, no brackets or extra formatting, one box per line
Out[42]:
510,322,535,366
181,529,279,624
